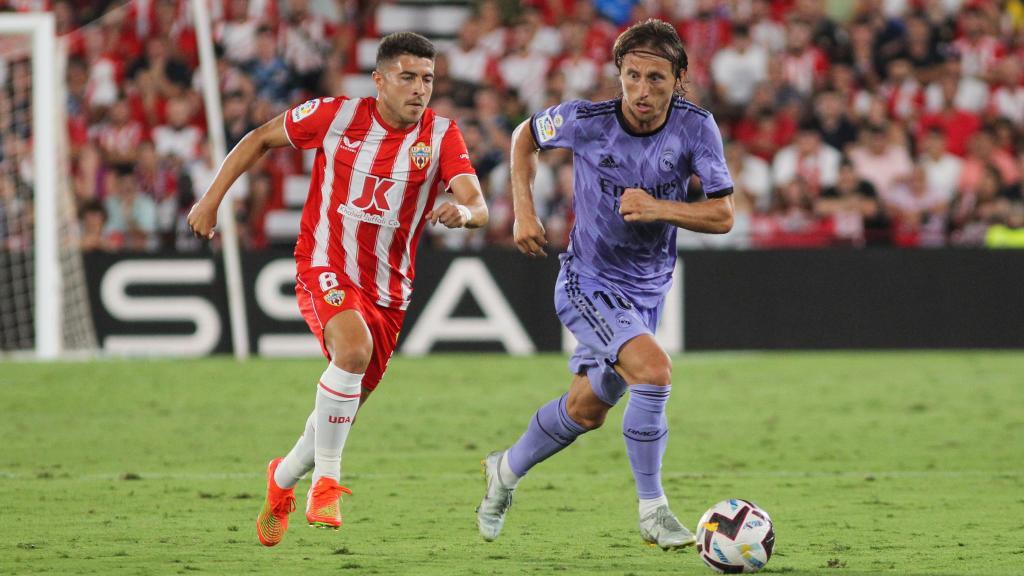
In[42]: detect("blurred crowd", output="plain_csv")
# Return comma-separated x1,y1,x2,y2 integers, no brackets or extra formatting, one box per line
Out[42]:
2,0,1024,252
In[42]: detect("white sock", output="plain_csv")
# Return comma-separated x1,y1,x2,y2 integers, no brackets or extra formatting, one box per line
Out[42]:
311,363,362,484
498,450,520,488
639,494,669,518
273,410,315,489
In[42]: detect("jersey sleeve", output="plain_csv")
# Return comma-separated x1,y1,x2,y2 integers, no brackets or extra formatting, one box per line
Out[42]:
438,120,477,190
283,97,346,150
691,113,734,198
529,100,584,150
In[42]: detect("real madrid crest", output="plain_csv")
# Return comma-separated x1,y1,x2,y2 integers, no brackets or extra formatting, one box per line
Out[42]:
324,288,346,307
409,141,431,170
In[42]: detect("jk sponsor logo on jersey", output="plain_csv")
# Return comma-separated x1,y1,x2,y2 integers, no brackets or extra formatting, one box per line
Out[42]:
339,175,401,227
292,99,320,122
324,288,345,306
536,113,557,143
409,142,431,170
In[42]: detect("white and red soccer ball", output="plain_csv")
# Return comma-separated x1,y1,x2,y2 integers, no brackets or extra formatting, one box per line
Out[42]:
695,499,775,573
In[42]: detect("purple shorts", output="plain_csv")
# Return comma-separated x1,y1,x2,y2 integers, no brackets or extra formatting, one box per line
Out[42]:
554,264,663,404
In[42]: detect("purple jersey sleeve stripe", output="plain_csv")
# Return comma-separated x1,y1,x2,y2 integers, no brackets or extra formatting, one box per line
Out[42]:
705,187,734,198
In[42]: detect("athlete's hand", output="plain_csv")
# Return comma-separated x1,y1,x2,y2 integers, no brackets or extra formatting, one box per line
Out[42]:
427,202,471,228
513,215,548,258
619,188,660,223
187,199,218,240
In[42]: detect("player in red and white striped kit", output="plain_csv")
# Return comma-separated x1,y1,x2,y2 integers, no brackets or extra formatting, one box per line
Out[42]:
187,32,488,547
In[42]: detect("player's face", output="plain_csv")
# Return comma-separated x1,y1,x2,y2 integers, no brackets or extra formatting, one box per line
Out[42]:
619,52,681,132
374,54,435,128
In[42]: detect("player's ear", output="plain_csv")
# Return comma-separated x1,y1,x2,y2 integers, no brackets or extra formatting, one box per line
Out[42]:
675,70,687,96
372,69,384,90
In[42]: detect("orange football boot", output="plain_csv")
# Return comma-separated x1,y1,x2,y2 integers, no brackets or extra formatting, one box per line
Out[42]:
306,476,353,529
255,458,296,546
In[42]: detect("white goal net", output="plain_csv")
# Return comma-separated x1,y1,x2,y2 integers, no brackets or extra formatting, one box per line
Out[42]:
0,14,95,358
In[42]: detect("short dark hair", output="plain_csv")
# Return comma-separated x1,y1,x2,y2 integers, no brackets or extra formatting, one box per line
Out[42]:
612,18,688,77
376,32,436,69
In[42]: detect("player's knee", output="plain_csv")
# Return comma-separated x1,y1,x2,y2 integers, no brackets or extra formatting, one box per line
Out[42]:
635,359,672,387
332,345,372,374
566,400,607,430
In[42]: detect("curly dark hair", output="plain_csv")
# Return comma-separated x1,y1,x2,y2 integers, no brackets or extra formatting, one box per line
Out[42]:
376,32,436,69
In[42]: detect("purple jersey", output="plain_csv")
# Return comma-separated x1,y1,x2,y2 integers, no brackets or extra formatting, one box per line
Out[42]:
530,97,733,307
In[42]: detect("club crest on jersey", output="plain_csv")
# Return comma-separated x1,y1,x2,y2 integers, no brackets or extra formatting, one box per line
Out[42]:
660,149,676,172
324,288,345,307
409,142,431,170
292,99,320,123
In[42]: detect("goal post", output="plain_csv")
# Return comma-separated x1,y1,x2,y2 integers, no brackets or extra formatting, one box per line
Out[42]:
192,0,250,360
0,13,96,360
0,13,59,359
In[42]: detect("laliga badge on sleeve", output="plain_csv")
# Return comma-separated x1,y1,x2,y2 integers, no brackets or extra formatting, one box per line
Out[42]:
537,113,557,143
324,288,346,307
292,99,320,123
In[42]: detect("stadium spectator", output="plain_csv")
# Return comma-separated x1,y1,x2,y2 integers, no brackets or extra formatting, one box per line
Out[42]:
811,90,859,152
78,199,112,252
104,169,157,251
817,160,890,246
497,18,550,111
885,166,949,247
554,19,600,101
918,127,962,204
446,18,493,87
247,26,292,107
215,0,260,66
278,0,337,94
710,24,768,111
745,0,786,54
772,121,841,196
125,36,190,99
848,123,913,200
91,98,145,172
152,97,203,162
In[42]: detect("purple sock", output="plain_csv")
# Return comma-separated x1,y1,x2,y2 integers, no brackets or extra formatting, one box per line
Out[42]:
622,384,671,499
506,393,587,477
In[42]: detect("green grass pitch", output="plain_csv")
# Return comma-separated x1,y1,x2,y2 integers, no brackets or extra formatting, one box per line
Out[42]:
1,352,1022,575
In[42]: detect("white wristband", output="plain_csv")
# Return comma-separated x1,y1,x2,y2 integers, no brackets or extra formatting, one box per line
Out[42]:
455,204,472,225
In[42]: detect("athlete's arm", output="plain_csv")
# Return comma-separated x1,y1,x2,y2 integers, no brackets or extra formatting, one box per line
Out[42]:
428,174,489,229
619,187,734,234
187,112,292,239
509,119,548,257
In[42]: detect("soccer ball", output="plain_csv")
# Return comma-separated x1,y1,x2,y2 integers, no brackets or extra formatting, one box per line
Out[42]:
695,499,775,573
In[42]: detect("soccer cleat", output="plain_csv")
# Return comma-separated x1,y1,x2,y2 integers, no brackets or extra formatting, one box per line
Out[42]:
476,451,515,541
256,458,296,547
639,505,697,550
306,476,353,529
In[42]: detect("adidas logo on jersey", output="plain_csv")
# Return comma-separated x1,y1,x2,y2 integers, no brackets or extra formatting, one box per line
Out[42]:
599,156,618,168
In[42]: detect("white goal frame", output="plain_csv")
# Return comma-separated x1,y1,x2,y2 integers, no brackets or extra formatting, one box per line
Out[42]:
0,14,59,359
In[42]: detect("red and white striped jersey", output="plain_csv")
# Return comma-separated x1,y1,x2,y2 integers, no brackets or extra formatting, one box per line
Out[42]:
284,96,475,310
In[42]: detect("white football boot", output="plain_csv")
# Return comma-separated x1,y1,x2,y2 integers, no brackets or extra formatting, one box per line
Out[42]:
476,451,515,541
639,505,696,550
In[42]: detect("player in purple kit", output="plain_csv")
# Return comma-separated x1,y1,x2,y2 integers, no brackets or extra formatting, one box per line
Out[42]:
477,19,734,548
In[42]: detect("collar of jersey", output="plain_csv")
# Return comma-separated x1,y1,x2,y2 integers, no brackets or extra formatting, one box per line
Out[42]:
371,98,422,135
615,98,673,138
